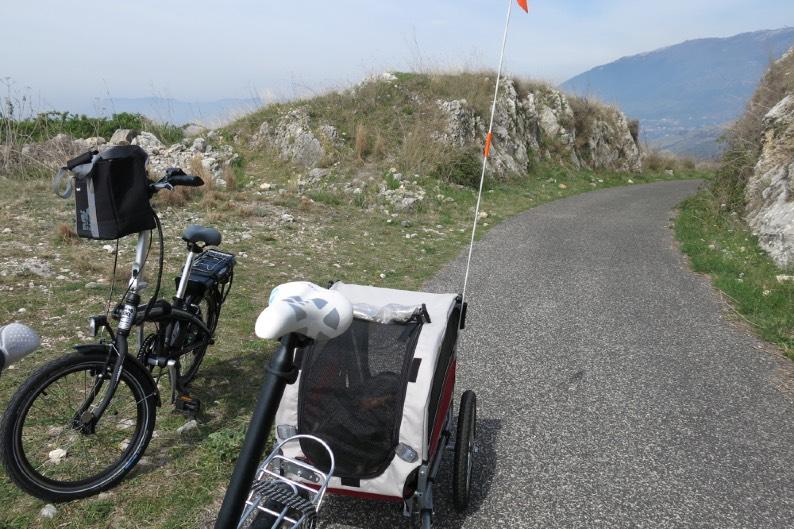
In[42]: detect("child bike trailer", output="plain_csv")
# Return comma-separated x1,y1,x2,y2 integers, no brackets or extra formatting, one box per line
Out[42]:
266,281,476,527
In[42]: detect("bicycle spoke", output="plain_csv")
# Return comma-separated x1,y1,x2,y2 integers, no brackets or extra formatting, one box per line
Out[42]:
19,363,145,483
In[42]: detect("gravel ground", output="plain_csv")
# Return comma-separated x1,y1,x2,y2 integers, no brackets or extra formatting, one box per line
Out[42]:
320,180,794,529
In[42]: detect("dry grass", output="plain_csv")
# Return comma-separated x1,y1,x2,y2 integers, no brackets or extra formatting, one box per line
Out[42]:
155,186,193,207
222,165,237,191
54,222,78,243
644,150,696,172
189,154,214,191
354,123,369,160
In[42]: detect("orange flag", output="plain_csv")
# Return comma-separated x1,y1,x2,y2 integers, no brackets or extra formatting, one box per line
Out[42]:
517,0,529,12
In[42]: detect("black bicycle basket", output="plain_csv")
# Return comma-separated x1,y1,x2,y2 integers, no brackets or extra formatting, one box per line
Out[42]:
65,146,156,240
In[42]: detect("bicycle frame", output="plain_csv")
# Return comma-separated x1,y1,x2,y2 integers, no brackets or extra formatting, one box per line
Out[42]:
75,229,206,429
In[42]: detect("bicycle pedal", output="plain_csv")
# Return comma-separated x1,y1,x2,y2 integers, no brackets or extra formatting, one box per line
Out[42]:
175,394,201,415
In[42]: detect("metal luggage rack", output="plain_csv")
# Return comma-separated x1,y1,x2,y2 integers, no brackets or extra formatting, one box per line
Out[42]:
239,435,335,529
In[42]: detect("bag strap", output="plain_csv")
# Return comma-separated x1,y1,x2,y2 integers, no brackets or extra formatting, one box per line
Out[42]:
52,167,73,198
53,150,99,199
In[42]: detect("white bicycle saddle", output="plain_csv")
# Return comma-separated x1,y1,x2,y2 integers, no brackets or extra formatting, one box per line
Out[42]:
255,282,353,341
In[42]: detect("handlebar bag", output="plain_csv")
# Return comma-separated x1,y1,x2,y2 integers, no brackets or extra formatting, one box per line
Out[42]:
69,146,156,240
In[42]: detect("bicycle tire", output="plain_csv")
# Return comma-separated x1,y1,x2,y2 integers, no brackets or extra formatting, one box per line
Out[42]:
0,351,157,502
176,289,219,386
452,390,477,512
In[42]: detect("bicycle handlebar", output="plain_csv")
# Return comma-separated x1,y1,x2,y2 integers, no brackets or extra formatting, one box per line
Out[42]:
148,169,204,195
167,174,204,187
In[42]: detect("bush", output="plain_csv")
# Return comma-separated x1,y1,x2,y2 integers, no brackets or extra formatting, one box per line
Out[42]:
0,111,183,145
431,149,482,188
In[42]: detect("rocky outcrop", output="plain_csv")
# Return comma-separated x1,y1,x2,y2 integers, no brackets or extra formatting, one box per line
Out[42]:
434,79,640,176
249,76,641,179
745,94,794,267
14,130,238,187
253,107,335,168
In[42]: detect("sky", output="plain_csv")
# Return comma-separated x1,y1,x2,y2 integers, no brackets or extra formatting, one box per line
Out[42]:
1,0,792,114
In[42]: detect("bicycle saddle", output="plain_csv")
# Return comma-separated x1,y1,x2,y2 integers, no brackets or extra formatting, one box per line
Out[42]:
255,282,353,341
0,323,40,370
182,225,222,247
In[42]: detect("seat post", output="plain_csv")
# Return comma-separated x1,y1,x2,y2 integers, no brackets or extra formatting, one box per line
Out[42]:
174,243,199,302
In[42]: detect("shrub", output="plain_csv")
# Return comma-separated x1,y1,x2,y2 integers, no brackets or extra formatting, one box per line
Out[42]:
431,149,482,188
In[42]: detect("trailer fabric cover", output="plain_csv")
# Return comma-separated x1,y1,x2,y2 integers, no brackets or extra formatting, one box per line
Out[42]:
274,282,459,498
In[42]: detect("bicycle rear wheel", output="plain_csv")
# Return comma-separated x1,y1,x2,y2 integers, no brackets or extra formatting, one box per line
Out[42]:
175,290,219,386
0,351,157,502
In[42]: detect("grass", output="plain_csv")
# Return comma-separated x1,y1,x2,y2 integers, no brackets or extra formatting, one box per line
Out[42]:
675,189,794,358
0,161,705,528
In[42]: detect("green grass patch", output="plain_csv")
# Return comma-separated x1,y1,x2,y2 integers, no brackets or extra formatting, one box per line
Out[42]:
675,189,794,357
0,161,705,528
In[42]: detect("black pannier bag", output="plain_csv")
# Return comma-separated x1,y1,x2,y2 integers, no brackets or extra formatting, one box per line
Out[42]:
60,146,156,240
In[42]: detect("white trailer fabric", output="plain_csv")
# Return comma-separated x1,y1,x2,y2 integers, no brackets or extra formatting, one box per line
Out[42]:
274,282,459,498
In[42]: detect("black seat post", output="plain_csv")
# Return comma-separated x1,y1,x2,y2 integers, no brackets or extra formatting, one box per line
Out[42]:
214,334,300,528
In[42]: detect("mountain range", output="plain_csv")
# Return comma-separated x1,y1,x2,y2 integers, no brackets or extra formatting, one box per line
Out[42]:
561,28,794,159
83,96,264,128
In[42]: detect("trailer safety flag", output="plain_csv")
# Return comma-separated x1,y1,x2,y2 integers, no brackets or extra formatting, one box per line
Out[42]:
517,0,529,12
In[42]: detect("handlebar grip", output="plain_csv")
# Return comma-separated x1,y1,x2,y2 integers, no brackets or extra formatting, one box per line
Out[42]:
168,174,204,187
65,150,97,170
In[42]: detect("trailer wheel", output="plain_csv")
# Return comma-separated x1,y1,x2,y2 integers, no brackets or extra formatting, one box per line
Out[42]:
452,390,477,512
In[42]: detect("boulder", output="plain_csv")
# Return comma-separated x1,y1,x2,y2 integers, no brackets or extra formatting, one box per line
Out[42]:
254,107,325,168
132,132,164,154
109,129,138,145
190,137,207,153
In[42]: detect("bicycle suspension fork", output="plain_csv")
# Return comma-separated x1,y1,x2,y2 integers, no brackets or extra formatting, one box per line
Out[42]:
74,291,139,433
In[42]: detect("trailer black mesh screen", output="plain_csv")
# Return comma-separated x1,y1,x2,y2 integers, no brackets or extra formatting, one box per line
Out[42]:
297,318,422,479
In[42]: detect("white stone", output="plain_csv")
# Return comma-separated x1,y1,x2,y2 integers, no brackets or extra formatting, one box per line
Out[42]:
48,448,67,464
40,504,57,519
176,419,198,434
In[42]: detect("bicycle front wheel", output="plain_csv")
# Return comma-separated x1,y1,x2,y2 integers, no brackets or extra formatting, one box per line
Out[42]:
0,351,157,502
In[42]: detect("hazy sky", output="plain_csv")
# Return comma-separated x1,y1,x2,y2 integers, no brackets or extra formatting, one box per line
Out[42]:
2,0,792,112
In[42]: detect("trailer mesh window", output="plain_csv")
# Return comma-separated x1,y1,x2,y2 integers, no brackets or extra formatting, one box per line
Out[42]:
297,318,421,479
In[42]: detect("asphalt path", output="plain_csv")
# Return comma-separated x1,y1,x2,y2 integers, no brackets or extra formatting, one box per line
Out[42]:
321,180,794,528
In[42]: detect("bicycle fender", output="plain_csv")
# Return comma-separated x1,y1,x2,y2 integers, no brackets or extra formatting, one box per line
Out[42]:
73,344,162,407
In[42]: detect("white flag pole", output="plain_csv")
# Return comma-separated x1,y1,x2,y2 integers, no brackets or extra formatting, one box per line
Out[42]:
460,0,516,322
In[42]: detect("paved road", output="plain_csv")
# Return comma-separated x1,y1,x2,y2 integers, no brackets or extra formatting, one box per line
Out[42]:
321,180,794,528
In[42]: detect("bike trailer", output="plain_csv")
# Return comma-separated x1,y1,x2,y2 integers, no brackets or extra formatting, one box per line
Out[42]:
273,281,465,500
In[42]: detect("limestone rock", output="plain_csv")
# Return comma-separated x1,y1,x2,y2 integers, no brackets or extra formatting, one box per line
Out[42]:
254,107,325,168
132,131,164,154
73,136,105,150
745,94,794,267
109,129,138,145
434,78,640,177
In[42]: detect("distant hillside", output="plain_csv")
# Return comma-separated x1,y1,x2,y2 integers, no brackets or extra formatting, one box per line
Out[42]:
87,96,264,127
562,28,794,159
